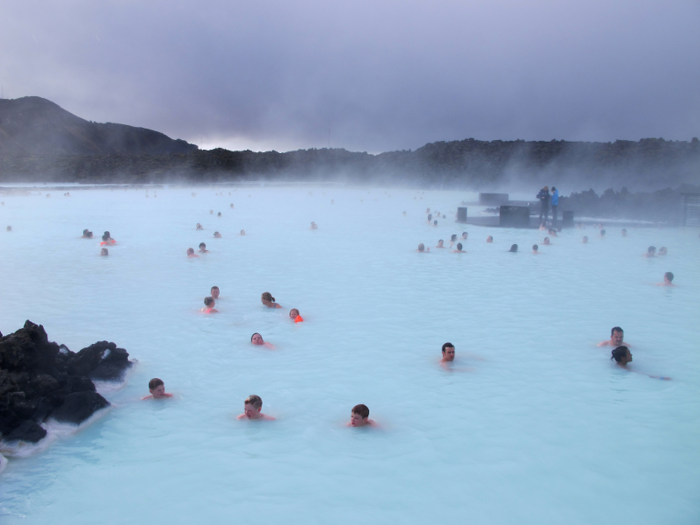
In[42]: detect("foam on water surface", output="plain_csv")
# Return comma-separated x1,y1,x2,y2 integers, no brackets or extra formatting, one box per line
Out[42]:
0,186,699,525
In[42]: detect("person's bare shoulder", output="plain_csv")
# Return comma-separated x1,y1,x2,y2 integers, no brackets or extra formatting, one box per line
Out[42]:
141,394,154,400
236,414,246,420
262,414,276,420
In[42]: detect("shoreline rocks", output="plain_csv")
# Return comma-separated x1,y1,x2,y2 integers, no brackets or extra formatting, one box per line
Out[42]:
0,321,132,444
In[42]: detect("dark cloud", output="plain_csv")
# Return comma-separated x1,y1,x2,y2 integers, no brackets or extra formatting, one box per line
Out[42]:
1,0,698,152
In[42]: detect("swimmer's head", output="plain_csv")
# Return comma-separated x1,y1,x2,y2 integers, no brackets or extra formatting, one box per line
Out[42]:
211,286,220,299
610,327,624,345
217,212,221,216
462,232,467,239
244,394,263,417
659,247,667,255
433,220,438,226
214,232,222,238
428,214,432,221
199,242,207,249
289,308,300,319
664,271,674,283
647,246,656,255
100,248,108,256
417,243,425,252
437,239,444,247
532,244,538,252
544,237,550,244
240,229,246,235
451,234,457,242
583,236,588,243
456,243,462,251
6,225,11,231
261,292,275,303
600,229,606,236
251,333,264,345
102,231,111,241
187,248,195,255
148,378,166,398
509,244,518,252
442,342,455,361
204,296,215,307
350,404,370,427
611,346,632,365
487,236,493,243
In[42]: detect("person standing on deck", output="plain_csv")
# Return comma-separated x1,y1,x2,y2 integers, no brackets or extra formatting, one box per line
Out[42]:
537,186,550,226
550,187,559,225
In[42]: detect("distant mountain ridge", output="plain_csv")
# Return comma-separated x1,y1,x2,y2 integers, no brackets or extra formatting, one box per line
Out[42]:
0,96,197,156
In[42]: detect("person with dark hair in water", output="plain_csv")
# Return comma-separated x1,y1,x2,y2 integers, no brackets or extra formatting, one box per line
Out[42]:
199,242,209,253
201,297,218,314
417,243,429,253
211,286,220,299
101,231,116,244
532,244,539,254
187,248,199,258
435,239,445,249
509,244,518,253
213,231,222,238
644,246,657,258
611,346,670,380
261,292,282,308
251,332,274,348
658,272,675,286
598,327,630,348
543,237,552,245
600,229,606,237
582,236,589,243
196,223,203,230
100,248,109,256
82,229,93,238
348,404,376,428
453,243,466,253
487,236,493,243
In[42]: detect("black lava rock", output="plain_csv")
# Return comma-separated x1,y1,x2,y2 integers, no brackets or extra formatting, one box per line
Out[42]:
0,321,132,444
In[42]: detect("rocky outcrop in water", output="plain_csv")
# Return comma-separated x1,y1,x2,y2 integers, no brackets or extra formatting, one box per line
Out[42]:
0,321,132,443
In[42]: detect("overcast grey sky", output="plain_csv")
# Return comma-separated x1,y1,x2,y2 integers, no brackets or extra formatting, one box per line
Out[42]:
1,0,698,153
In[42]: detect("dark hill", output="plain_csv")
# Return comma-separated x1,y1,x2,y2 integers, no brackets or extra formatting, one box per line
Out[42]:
0,96,197,156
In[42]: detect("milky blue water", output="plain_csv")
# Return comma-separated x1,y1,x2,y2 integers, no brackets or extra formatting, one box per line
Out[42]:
1,186,699,525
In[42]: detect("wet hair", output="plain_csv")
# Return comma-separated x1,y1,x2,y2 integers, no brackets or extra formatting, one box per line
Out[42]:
664,272,674,282
149,378,164,390
102,231,111,241
600,229,606,236
217,212,222,216
438,239,444,244
427,214,432,221
417,243,425,252
433,220,438,226
261,292,275,302
211,286,219,292
611,326,623,336
204,296,215,306
544,237,550,243
451,234,457,242
187,248,194,255
101,248,108,256
533,244,538,251
199,242,206,249
245,395,263,409
462,232,467,237
352,404,370,419
610,346,629,363
251,332,262,342
83,229,92,237
441,342,454,353
647,246,656,254
6,226,11,231
509,244,518,252
214,231,221,237
289,308,300,318
456,243,463,250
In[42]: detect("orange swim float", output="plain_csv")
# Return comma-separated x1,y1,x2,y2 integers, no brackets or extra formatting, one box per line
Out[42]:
294,315,304,323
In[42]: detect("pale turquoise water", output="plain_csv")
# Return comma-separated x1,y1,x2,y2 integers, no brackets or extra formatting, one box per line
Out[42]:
0,186,699,524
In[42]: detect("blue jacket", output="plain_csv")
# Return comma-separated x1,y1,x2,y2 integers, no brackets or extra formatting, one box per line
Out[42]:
551,189,559,205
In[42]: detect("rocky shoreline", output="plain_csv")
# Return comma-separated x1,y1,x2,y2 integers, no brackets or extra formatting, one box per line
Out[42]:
0,321,133,446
